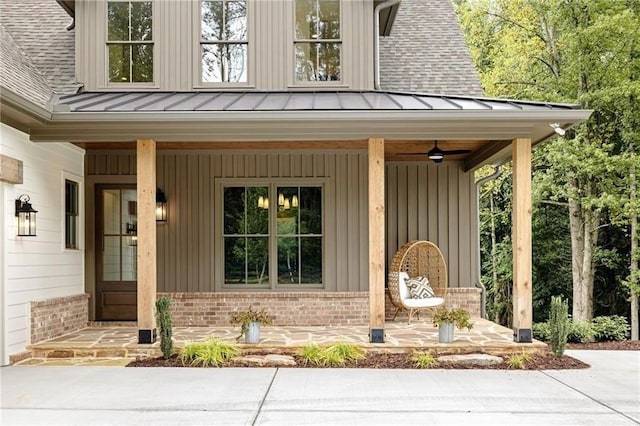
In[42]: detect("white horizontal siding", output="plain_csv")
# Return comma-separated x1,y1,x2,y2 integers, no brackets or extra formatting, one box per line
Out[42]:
1,123,85,364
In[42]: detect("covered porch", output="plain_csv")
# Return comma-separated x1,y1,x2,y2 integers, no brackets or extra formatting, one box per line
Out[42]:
21,90,593,347
16,318,546,365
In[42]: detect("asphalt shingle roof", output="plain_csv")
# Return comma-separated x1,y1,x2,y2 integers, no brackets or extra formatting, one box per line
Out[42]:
0,24,52,107
379,0,484,96
0,0,79,99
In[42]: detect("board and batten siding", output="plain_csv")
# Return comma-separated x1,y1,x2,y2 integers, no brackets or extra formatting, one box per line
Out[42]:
386,162,479,288
85,150,479,298
85,150,371,296
1,124,85,365
76,0,374,91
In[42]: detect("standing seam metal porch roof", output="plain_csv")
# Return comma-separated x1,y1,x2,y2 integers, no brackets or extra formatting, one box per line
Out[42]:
54,90,579,113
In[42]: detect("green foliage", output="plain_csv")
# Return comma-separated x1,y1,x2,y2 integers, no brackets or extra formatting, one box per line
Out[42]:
549,296,570,356
179,338,239,367
567,320,595,343
297,342,365,367
432,307,473,331
229,306,274,337
535,315,630,342
458,0,640,324
412,352,439,369
592,315,630,341
155,297,173,359
507,352,532,369
532,321,551,341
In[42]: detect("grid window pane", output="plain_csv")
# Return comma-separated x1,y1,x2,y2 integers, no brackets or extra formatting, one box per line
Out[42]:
201,0,247,84
300,186,321,234
108,44,131,83
247,237,269,284
278,237,299,284
224,186,268,284
202,43,247,83
132,43,153,82
301,237,322,283
224,237,245,283
107,2,129,41
107,1,153,83
246,187,269,234
65,180,79,249
295,42,341,82
131,1,153,40
223,187,245,234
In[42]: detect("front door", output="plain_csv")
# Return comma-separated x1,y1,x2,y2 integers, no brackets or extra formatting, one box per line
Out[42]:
96,185,137,321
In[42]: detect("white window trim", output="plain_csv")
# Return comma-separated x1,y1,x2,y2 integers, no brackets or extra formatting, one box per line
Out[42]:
62,171,83,252
214,177,327,291
193,0,253,88
104,0,158,88
290,0,343,87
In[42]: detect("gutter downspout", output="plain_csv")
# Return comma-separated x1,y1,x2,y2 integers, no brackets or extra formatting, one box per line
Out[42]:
475,163,504,319
374,0,401,90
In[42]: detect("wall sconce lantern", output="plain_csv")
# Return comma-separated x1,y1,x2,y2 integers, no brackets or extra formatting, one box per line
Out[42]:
156,188,167,222
15,194,38,236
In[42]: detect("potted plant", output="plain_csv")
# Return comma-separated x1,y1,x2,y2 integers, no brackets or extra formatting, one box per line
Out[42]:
432,306,473,343
229,306,274,344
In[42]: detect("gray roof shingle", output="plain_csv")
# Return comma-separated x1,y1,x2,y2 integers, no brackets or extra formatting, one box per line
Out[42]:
0,24,52,107
0,0,79,97
379,0,484,96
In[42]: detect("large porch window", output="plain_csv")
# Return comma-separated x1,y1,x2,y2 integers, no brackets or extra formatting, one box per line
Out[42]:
221,182,323,288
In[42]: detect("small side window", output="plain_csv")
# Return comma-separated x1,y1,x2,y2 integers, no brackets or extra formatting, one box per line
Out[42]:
65,179,79,249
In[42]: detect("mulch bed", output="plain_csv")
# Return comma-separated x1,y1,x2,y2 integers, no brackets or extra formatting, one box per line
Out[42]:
128,343,640,370
128,341,638,369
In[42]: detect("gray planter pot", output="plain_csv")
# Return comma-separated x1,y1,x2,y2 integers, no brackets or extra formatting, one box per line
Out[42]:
245,322,261,344
438,322,455,343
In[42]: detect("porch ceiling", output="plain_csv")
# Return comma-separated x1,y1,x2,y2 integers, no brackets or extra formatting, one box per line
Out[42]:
2,89,592,171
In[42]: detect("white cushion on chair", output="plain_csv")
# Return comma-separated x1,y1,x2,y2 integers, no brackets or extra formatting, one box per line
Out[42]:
398,272,444,308
398,272,411,300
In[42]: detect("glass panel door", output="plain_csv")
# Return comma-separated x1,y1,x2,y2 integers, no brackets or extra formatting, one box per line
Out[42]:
96,185,137,321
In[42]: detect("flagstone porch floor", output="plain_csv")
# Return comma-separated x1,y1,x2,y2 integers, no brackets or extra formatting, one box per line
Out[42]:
15,318,546,366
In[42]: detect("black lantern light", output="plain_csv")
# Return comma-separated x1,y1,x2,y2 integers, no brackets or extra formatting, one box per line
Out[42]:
156,188,167,222
15,194,38,236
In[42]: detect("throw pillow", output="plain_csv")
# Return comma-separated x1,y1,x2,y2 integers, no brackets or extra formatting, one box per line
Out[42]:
405,276,435,299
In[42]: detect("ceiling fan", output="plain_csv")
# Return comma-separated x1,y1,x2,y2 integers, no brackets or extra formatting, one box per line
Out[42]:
401,141,471,164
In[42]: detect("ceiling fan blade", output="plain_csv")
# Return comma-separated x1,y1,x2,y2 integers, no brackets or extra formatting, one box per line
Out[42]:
441,149,472,155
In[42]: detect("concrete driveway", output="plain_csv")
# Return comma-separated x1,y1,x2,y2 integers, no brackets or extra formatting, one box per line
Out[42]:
1,350,638,425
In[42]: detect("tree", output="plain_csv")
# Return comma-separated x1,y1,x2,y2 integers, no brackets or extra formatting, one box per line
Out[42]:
456,0,640,323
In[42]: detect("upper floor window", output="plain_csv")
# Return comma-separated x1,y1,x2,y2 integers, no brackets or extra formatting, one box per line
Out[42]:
294,0,341,82
107,1,153,83
65,179,79,249
201,0,248,83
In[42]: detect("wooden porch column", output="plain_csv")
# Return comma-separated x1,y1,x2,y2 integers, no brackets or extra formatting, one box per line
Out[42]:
137,139,157,344
368,137,385,343
512,138,532,343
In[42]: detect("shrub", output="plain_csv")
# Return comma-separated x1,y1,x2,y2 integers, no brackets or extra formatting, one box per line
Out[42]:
297,342,365,367
507,352,531,369
549,296,569,357
532,322,551,341
592,315,630,341
412,352,438,369
567,320,595,343
179,338,239,367
155,297,173,359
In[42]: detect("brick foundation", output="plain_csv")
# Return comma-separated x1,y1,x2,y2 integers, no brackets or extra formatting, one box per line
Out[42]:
30,294,90,344
385,287,482,321
160,292,370,326
160,288,481,327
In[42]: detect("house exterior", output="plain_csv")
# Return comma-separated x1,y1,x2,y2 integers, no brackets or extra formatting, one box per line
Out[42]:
0,0,591,364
